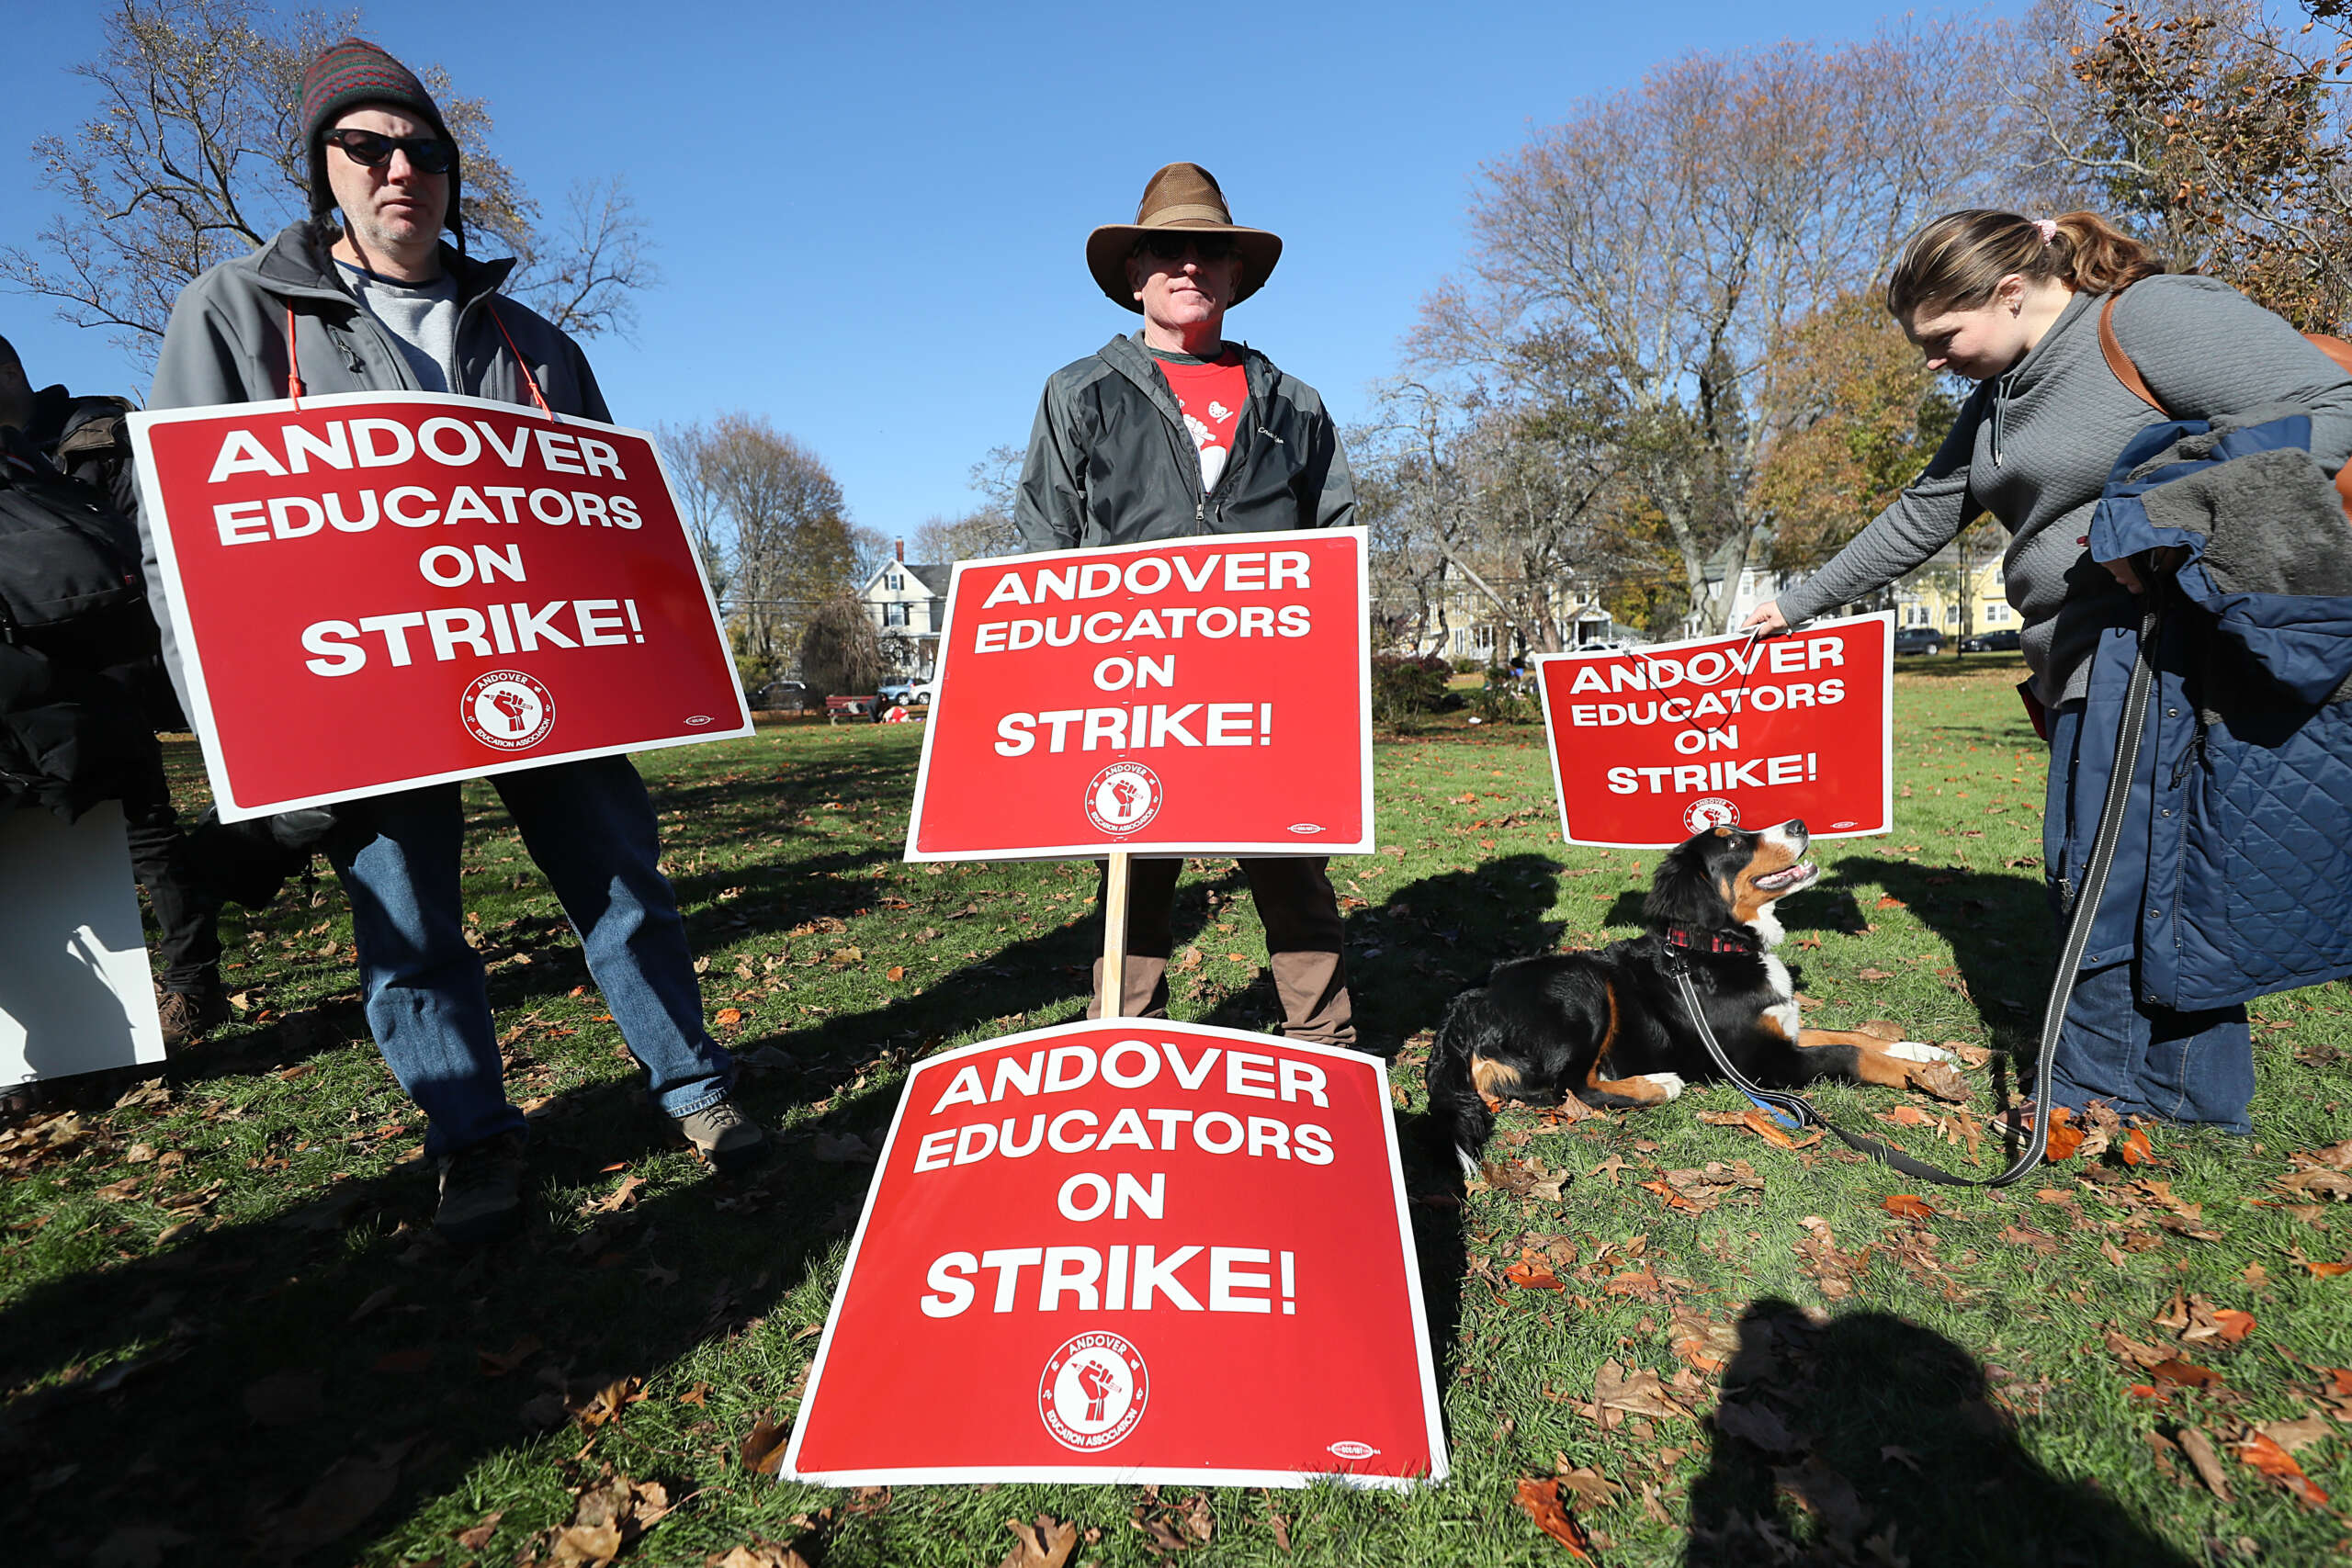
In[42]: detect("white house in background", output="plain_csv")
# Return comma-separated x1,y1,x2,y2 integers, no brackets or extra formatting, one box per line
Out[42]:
1400,560,1619,660
858,543,953,677
1688,536,1789,637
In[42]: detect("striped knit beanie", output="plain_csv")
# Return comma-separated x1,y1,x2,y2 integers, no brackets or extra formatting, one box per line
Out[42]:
300,39,464,249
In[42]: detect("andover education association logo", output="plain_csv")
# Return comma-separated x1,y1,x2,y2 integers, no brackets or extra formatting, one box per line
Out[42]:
461,670,556,751
1037,1332,1148,1451
1084,761,1163,835
1683,796,1739,833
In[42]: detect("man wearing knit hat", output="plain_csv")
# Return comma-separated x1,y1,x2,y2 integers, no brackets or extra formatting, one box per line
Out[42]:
144,39,766,1246
1014,163,1359,1047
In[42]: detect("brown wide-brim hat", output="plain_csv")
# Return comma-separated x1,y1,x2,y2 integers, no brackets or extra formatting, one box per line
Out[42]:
1086,162,1283,313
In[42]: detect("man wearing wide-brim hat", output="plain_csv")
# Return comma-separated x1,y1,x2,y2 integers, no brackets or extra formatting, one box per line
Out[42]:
1016,162,1358,1047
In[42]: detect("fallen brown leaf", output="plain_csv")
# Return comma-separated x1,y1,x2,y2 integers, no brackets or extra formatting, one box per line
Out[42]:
1553,1462,1623,1508
371,1348,434,1375
456,1509,504,1551
1513,1477,1602,1561
2177,1425,2233,1501
572,1376,646,1427
1714,1397,1807,1456
741,1414,789,1474
999,1514,1080,1568
2149,1359,2223,1389
2237,1432,2329,1507
709,1543,813,1568
1504,1256,1566,1292
1883,1194,1935,1221
2259,1415,2332,1452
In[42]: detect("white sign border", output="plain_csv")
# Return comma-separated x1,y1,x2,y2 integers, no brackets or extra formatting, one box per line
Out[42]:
1532,610,1895,849
778,1016,1450,1491
900,529,1376,862
127,389,753,823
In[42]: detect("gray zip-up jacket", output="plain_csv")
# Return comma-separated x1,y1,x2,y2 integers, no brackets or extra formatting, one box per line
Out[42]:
141,218,609,713
1775,275,2352,705
1015,333,1354,553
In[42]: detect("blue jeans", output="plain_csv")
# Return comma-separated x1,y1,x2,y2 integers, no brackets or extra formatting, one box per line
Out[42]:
328,756,733,1157
2049,960,2254,1134
2044,705,2253,1133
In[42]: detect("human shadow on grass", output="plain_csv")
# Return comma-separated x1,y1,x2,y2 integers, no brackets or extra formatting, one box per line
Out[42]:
1820,855,2055,1053
1684,1298,2193,1568
0,1058,904,1567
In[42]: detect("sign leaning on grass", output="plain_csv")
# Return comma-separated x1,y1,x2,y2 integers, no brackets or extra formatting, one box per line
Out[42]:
782,1018,1447,1486
128,392,750,822
1535,611,1894,848
902,529,1373,859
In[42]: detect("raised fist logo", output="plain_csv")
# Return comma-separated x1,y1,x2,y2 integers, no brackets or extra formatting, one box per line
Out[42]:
1038,1332,1148,1451
1084,762,1162,835
461,671,556,751
1075,1358,1116,1423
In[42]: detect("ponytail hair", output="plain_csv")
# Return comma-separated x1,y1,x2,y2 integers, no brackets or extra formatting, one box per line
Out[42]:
1885,209,2161,325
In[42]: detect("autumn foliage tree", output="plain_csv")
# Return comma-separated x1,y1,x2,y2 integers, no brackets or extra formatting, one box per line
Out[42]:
1753,289,1961,575
1416,19,2013,632
2022,0,2352,330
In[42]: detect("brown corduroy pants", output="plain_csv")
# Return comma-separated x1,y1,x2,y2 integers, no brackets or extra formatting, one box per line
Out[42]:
1087,856,1352,1046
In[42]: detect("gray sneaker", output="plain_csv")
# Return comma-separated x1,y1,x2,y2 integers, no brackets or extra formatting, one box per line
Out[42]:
672,1095,770,1174
434,1131,528,1246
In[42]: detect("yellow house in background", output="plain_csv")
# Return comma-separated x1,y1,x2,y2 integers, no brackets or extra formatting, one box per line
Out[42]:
1890,540,2016,640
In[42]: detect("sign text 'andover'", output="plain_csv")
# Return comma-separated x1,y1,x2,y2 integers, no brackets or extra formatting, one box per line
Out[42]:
783,1019,1447,1487
1535,612,1894,847
905,531,1372,860
129,392,749,821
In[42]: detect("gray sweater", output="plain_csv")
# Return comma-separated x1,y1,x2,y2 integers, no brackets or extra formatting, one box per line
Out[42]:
1775,276,2352,705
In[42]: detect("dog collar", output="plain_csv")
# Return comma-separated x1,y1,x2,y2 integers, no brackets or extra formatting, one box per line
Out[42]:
1663,926,1759,955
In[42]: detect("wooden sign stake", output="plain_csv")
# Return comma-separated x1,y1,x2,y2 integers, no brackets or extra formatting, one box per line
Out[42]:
1099,851,1132,1019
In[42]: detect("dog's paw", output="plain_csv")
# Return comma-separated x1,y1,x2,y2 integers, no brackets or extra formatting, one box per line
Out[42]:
1883,1041,1953,1064
1637,1071,1688,1101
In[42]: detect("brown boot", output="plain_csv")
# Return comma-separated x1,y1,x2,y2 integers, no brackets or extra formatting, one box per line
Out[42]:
157,986,230,1049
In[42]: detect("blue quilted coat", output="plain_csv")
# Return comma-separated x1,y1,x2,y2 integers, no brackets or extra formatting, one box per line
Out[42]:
2050,411,2352,1010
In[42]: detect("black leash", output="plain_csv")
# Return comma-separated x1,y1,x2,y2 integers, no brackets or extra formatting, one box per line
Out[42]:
1665,604,2164,1189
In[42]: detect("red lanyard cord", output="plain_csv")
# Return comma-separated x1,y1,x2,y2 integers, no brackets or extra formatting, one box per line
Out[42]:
284,290,553,418
486,298,556,420
283,304,305,406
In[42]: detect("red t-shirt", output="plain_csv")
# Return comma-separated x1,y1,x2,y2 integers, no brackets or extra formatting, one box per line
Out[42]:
1151,349,1248,492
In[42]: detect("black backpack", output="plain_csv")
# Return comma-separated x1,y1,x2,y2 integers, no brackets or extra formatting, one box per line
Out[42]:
0,433,152,661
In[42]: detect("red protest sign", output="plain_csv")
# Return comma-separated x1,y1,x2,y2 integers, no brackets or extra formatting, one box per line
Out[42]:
904,531,1371,860
1534,612,1892,847
782,1019,1446,1488
128,392,748,821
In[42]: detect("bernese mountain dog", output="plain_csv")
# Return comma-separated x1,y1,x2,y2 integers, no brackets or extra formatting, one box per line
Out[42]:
1426,818,1952,1178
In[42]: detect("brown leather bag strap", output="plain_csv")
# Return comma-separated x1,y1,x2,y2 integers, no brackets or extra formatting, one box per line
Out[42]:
2098,292,2166,414
2102,286,2352,517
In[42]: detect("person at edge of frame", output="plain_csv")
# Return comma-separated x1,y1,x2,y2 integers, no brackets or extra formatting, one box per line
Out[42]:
1743,209,2352,1136
140,39,768,1246
1013,162,1359,1047
0,334,226,1053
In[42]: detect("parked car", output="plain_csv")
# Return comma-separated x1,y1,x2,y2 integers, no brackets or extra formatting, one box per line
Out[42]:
1960,628,2022,652
1893,626,1945,656
751,679,810,711
878,679,940,705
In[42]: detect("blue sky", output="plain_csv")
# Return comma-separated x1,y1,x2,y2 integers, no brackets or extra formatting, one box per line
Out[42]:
5,1,2012,546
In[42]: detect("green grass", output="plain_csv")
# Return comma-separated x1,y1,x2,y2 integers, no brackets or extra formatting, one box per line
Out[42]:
4,669,2349,1566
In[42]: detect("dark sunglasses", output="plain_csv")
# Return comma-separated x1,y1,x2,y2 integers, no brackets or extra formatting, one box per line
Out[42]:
1138,232,1238,263
322,129,455,175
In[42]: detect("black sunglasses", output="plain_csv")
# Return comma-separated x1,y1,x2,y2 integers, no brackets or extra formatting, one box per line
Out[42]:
1138,232,1238,263
322,129,455,175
